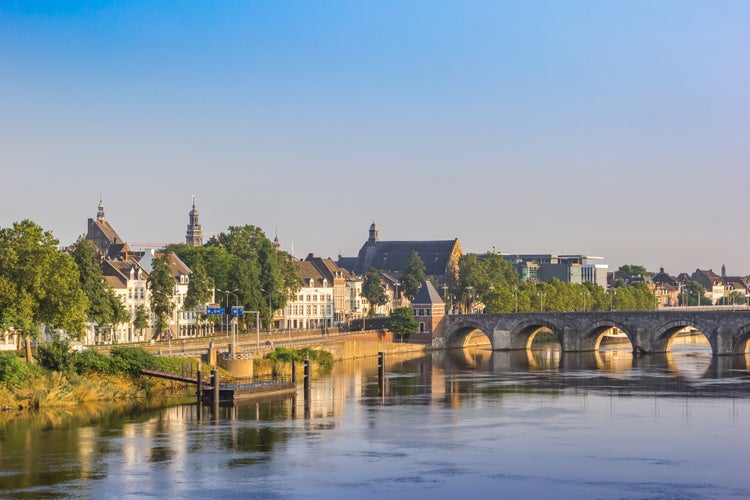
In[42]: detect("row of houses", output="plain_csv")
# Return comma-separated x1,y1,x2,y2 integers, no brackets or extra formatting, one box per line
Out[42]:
77,206,461,345
625,266,750,307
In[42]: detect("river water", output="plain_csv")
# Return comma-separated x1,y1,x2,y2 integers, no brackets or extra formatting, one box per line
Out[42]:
2,337,749,499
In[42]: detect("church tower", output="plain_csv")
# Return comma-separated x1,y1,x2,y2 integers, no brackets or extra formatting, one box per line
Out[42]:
368,222,379,244
186,195,204,246
96,195,106,222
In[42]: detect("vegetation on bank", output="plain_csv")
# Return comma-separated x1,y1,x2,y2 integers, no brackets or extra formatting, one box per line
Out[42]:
1,342,337,410
255,347,334,377
0,341,201,410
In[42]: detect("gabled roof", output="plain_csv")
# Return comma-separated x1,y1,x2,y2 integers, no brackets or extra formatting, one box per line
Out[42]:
412,281,444,306
353,239,460,276
295,260,329,287
138,250,191,277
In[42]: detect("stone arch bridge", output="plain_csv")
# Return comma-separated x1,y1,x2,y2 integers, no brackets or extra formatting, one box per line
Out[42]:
436,311,750,355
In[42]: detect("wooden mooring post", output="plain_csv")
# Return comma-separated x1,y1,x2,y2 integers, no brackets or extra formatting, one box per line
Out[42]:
378,352,385,395
211,369,220,407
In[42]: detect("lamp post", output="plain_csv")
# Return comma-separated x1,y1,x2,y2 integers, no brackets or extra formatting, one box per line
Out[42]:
246,310,260,349
581,289,587,312
538,290,546,312
216,288,238,336
609,288,616,311
513,286,518,313
467,286,473,314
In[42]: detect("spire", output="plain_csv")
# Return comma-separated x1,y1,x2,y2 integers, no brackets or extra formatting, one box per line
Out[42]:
186,195,203,246
96,195,105,222
274,229,281,253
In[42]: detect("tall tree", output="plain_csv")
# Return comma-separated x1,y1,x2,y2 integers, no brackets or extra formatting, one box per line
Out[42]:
184,258,213,310
212,225,300,330
617,264,649,277
148,253,174,340
0,220,88,362
133,305,149,337
388,307,418,341
71,236,128,332
362,268,387,316
401,252,426,299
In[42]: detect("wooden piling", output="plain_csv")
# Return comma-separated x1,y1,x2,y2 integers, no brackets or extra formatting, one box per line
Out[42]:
378,352,385,395
211,369,220,407
303,359,311,401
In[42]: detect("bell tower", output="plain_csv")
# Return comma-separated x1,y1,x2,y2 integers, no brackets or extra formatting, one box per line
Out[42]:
186,195,204,246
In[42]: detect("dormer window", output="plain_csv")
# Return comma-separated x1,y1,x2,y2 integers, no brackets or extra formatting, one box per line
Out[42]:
322,279,328,287
308,278,314,287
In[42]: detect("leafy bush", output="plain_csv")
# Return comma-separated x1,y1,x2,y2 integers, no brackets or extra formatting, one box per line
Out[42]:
36,339,74,373
0,352,31,386
266,347,333,369
72,349,114,374
110,346,159,375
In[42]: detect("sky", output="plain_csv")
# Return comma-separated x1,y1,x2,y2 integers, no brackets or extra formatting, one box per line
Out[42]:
1,1,749,275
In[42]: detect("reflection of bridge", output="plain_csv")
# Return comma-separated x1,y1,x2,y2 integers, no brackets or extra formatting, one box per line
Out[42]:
437,311,750,355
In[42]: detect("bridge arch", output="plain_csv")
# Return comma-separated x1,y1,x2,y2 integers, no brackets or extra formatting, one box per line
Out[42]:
579,320,635,351
442,319,495,349
648,319,714,354
509,319,561,350
731,325,750,355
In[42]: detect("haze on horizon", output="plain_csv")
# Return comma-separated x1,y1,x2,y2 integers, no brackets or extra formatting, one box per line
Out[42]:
2,1,748,276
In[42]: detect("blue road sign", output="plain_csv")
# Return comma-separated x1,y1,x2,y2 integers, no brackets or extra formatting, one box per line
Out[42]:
231,306,244,316
206,307,225,315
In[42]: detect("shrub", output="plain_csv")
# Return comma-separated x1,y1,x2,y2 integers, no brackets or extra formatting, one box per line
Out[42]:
72,349,114,375
36,339,74,373
110,346,159,375
266,347,333,370
0,352,31,386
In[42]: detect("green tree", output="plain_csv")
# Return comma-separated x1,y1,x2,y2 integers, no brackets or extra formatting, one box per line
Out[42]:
167,243,233,292
362,268,387,316
133,305,149,337
0,220,88,362
71,236,128,334
388,307,418,341
452,253,519,312
184,258,213,310
148,253,174,340
211,225,300,330
680,280,710,306
617,264,649,277
401,252,426,299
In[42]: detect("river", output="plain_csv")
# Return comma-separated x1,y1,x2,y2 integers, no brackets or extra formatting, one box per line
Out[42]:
1,337,749,499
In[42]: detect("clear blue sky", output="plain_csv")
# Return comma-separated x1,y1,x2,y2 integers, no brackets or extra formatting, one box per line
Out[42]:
2,1,748,275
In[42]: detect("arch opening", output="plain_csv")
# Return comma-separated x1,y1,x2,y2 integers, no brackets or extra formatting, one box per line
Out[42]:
653,324,712,377
445,325,492,350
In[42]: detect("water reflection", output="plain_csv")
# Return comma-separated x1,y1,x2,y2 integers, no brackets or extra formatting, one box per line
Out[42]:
1,343,749,498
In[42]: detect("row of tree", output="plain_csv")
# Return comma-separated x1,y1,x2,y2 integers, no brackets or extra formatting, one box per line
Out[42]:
166,225,300,331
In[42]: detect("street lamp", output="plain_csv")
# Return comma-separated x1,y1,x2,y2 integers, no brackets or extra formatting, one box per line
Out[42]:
609,288,616,311
513,286,518,313
581,289,587,312
216,288,238,336
538,290,546,312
